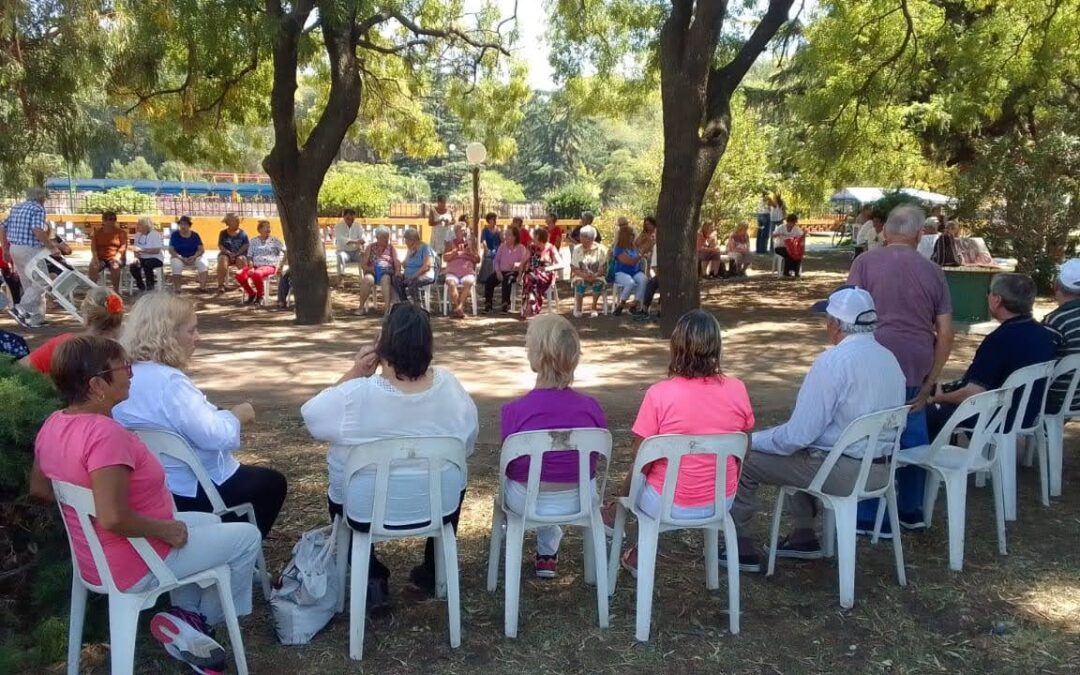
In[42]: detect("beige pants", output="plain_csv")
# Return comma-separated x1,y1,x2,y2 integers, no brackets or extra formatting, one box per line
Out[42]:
731,449,888,537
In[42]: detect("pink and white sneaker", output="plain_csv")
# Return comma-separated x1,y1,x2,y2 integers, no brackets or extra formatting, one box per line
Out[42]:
149,607,226,674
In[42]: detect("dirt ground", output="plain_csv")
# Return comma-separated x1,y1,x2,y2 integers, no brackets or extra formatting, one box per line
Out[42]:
9,249,1080,674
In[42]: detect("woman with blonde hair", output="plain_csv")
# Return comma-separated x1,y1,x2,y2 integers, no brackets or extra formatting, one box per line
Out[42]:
112,292,287,537
500,314,606,578
726,222,752,276
130,216,164,291
23,285,125,373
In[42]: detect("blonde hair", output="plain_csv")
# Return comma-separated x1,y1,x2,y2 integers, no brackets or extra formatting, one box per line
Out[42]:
668,309,724,379
526,314,581,389
121,291,196,368
81,286,124,335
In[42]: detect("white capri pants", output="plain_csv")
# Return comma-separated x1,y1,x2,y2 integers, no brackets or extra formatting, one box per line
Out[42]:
170,257,209,275
127,512,261,626
614,271,647,303
504,479,598,557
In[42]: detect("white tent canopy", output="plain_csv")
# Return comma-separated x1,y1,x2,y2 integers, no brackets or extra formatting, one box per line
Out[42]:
830,187,955,206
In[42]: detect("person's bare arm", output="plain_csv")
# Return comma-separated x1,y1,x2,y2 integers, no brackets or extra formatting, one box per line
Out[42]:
90,466,188,546
910,313,956,411
934,381,985,407
29,459,52,501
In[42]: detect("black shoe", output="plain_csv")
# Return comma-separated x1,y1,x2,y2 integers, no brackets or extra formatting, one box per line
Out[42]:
366,577,391,618
614,302,625,316
483,303,492,314
408,563,437,597
243,294,257,305
773,535,823,560
719,541,762,573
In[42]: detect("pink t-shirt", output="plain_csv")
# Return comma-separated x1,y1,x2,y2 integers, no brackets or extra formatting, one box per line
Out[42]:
443,237,477,278
632,375,754,506
35,411,174,590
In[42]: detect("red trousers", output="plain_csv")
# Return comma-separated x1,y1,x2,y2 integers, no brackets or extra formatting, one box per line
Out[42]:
236,265,278,297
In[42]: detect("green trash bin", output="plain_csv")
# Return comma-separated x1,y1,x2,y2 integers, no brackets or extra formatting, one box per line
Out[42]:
943,267,999,323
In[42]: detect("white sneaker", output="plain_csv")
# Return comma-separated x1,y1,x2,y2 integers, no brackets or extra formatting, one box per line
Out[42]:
150,609,226,673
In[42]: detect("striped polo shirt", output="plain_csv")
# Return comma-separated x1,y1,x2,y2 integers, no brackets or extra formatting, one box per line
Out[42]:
1042,298,1080,412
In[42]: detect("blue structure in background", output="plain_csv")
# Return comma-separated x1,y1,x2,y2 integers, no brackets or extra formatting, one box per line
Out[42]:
45,177,276,198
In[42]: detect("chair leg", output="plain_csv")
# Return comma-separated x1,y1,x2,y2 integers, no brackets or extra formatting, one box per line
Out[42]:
434,535,447,599
213,568,249,675
821,507,836,559
634,518,660,642
766,490,787,576
998,433,1018,521
922,470,942,529
582,522,596,586
486,499,505,593
335,517,350,613
607,503,628,594
1045,417,1064,497
943,475,968,572
990,462,1008,557
106,595,141,675
703,528,720,590
503,516,526,638
588,510,610,628
441,524,462,648
67,580,88,675
349,531,373,660
870,497,887,545
1035,426,1050,507
832,501,857,609
722,518,741,635
887,487,907,587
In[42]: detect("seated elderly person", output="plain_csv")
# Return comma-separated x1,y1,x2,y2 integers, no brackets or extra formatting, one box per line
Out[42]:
772,213,805,278
570,225,607,318
23,286,124,373
725,222,752,276
236,220,286,305
443,222,480,318
216,213,249,294
1042,259,1080,412
927,273,1055,439
356,226,401,315
302,303,478,610
168,216,208,293
394,227,436,306
334,209,365,280
484,226,528,314
501,314,606,577
88,211,127,294
728,287,905,569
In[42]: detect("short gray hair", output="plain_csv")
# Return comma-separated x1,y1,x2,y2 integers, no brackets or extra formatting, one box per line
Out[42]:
884,205,926,238
136,216,156,231
829,315,876,335
374,226,390,238
990,273,1036,315
579,225,597,240
25,186,47,202
403,227,419,240
581,211,595,224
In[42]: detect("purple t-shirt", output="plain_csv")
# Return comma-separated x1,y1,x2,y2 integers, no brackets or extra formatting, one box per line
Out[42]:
848,244,952,387
501,388,606,483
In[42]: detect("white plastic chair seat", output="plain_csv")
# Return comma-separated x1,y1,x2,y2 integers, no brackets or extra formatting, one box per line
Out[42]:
898,444,994,473
485,429,612,638
441,279,478,316
52,480,249,675
26,248,98,323
334,437,466,660
607,433,746,641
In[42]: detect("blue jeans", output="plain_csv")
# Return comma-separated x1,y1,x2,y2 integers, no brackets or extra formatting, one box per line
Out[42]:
755,214,772,254
857,386,929,523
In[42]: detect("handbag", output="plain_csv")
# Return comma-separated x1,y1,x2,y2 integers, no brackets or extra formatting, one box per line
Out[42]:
270,519,341,645
784,236,806,262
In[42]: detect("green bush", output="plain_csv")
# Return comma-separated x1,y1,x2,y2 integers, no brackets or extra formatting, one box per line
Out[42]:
545,181,601,219
318,171,390,217
0,360,59,496
82,187,157,215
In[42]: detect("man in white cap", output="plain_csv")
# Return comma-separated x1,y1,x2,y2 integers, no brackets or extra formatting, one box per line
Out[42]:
724,286,906,571
1043,259,1080,411
0,187,56,327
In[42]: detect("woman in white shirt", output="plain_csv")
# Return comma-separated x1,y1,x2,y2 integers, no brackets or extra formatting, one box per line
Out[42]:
771,213,805,278
302,302,478,607
129,217,165,292
113,292,287,537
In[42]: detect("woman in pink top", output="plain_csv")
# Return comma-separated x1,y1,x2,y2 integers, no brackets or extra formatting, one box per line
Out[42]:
607,310,754,573
443,222,481,318
29,335,261,673
484,226,529,313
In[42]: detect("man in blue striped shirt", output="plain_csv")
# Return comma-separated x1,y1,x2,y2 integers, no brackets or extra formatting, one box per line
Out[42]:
0,187,57,327
1043,259,1080,412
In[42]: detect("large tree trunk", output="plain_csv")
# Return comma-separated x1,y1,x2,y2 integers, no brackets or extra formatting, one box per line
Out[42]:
275,180,330,323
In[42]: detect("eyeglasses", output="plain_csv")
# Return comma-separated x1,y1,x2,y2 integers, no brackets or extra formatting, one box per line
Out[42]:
96,362,133,378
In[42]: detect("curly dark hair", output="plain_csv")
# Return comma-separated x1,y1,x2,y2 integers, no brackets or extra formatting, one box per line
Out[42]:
668,310,724,379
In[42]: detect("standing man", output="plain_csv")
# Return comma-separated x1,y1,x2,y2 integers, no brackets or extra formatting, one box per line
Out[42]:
428,194,453,255
333,208,365,284
0,187,55,327
216,212,249,293
848,204,954,533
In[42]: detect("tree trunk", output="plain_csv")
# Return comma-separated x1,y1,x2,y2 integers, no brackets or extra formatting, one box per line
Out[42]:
275,179,330,324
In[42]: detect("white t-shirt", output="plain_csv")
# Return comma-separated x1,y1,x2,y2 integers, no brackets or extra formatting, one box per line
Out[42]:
771,223,803,246
334,221,364,252
302,366,479,525
134,230,165,261
769,205,785,223
855,222,885,250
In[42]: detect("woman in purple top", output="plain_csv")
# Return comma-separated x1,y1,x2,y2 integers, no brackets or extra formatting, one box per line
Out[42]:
501,314,606,579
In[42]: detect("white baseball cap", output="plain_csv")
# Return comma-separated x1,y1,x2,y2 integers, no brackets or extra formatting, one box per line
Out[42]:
810,285,878,326
1058,259,1080,292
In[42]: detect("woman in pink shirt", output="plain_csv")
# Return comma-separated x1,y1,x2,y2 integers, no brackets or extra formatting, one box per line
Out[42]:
606,310,754,574
29,335,261,673
483,226,528,313
443,222,481,319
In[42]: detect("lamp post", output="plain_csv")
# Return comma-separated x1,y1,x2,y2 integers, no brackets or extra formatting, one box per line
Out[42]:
465,142,487,242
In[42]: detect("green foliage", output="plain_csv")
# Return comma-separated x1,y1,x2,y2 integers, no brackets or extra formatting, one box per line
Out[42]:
318,163,431,216
701,94,781,222
451,170,526,205
82,187,157,214
0,360,58,496
873,190,925,217
157,160,191,181
545,181,602,219
106,156,158,180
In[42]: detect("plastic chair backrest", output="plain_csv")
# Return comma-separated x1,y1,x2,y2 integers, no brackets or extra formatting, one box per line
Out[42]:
627,433,747,527
807,405,911,498
133,428,228,514
342,436,468,537
51,480,178,593
926,388,1008,468
498,428,612,523
1047,353,1080,418
999,360,1056,434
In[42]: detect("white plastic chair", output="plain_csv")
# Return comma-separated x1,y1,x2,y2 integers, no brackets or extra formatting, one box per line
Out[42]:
132,428,272,599
485,429,612,637
989,360,1055,520
545,283,560,313
25,248,97,323
334,437,466,660
440,279,478,316
1036,353,1080,500
771,252,783,277
52,480,249,675
608,433,747,641
121,262,166,295
765,405,911,608
897,388,1009,572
